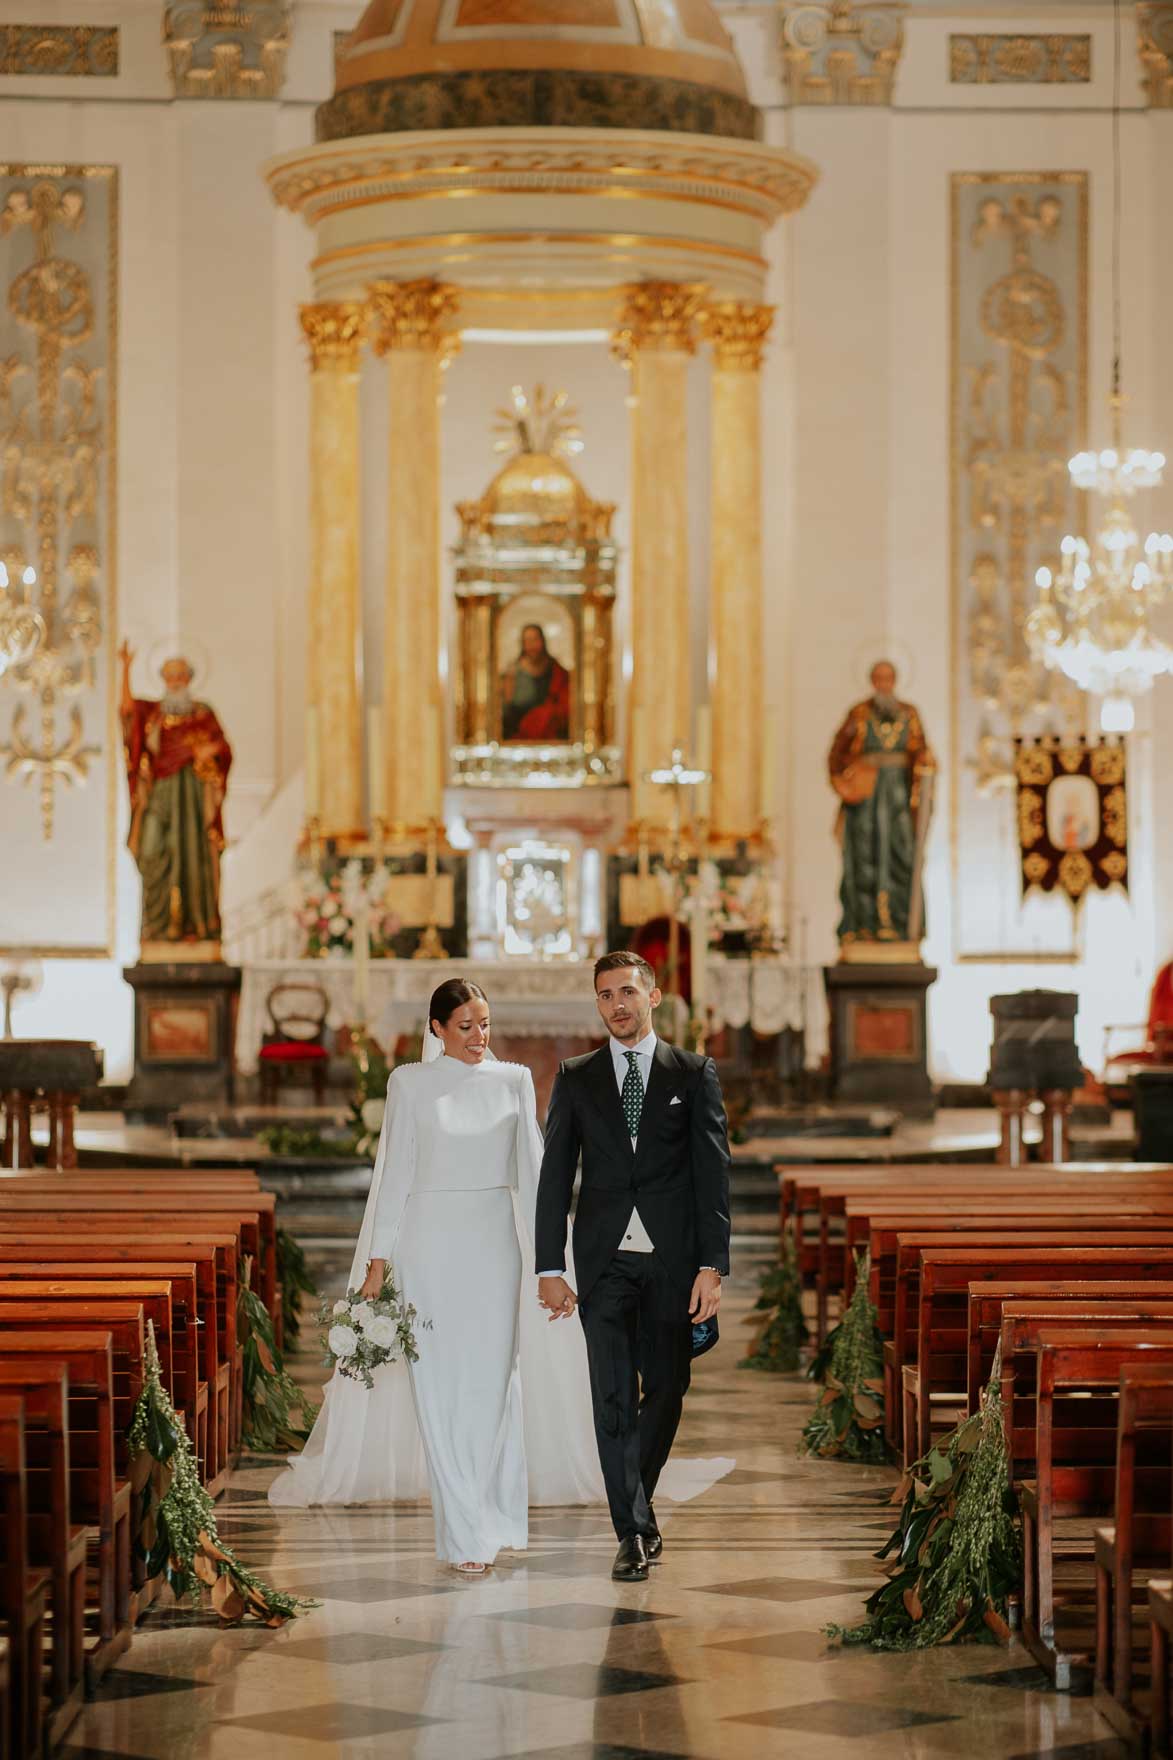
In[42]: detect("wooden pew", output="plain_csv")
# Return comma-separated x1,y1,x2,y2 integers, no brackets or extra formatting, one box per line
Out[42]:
1150,1580,1173,1757
0,1336,129,1684
0,1222,241,1474
889,1231,1173,1459
968,1283,1173,1408
0,1260,208,1483
1093,1361,1173,1742
0,1365,84,1745
1021,1328,1173,1687
0,1394,48,1760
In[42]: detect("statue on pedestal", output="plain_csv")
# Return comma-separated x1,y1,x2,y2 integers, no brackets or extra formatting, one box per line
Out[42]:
828,660,935,958
119,643,232,952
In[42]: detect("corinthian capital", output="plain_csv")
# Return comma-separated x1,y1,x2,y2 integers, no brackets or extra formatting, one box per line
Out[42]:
611,282,707,367
780,2,906,106
368,279,460,354
1138,5,1173,106
699,301,775,371
299,301,366,370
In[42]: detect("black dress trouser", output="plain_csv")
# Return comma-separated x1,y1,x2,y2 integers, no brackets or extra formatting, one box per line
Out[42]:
578,1250,694,1540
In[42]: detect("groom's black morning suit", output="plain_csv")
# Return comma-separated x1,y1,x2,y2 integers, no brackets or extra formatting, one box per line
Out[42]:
535,1036,731,1541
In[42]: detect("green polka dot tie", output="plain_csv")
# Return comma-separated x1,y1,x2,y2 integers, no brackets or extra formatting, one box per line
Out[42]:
622,1050,643,1138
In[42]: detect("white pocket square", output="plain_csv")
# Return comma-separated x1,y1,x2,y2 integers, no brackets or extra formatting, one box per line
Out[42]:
669,1095,683,1105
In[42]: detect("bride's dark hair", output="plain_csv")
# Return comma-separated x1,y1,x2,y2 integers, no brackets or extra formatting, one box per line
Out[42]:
427,978,488,1039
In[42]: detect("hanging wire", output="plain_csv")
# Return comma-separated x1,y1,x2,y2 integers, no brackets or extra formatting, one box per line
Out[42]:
1111,0,1122,404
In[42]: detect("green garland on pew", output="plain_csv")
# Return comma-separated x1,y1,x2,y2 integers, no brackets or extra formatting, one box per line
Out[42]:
238,1256,319,1452
740,1225,809,1372
276,1227,319,1348
800,1248,887,1462
826,1349,1020,1649
127,1320,312,1625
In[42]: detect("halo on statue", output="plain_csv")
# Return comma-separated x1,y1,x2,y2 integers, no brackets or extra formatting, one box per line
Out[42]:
851,634,916,691
143,634,213,695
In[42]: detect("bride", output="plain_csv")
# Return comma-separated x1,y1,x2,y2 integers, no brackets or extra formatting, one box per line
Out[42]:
269,976,731,1572
269,977,603,1571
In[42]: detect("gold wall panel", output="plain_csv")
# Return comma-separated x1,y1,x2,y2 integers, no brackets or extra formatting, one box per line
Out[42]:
0,164,118,958
0,26,119,77
950,171,1088,963
950,35,1090,85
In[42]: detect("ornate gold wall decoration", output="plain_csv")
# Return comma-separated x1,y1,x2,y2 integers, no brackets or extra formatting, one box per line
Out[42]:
0,171,116,851
1137,6,1173,107
0,26,119,77
951,172,1088,960
164,2,290,100
1013,737,1128,904
779,2,906,106
950,34,1090,85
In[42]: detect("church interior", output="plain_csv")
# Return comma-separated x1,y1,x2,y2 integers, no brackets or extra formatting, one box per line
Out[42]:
4,0,1173,1755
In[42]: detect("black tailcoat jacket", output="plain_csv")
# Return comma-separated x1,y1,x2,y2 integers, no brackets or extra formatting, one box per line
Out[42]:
534,1039,732,1302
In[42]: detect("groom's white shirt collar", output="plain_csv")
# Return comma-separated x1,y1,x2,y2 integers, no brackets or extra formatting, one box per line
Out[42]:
609,1028,656,1084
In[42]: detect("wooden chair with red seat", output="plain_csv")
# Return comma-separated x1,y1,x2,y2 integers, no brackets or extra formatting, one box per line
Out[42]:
257,982,330,1106
1104,959,1173,1099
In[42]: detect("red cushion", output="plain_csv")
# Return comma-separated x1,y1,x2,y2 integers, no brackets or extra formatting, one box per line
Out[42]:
259,1041,329,1063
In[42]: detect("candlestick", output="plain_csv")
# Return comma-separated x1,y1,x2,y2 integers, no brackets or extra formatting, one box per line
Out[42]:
423,700,442,825
305,707,322,821
695,704,712,825
353,893,371,1025
760,707,777,826
367,705,386,826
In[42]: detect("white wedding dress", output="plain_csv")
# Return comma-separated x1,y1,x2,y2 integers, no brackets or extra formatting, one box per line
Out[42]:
269,1050,732,1564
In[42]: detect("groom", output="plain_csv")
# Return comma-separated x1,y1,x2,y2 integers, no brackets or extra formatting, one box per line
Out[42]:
536,951,731,1582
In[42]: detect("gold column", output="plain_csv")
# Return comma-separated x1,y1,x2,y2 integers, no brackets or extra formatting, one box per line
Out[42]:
613,282,704,834
299,300,366,840
368,279,459,837
699,300,775,848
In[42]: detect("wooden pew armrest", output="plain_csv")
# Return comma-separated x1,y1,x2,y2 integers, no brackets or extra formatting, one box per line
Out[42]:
901,1364,919,1392
1019,1480,1038,1518
1093,1524,1116,1570
1149,1579,1173,1631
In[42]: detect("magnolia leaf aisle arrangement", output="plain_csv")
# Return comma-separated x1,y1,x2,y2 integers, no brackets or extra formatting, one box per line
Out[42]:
828,1349,1020,1650
239,1256,319,1451
740,1225,808,1372
276,1227,319,1347
127,1321,311,1625
801,1248,887,1462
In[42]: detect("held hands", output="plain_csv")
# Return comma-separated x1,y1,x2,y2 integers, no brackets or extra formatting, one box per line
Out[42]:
360,1258,385,1301
538,1274,577,1322
689,1268,722,1324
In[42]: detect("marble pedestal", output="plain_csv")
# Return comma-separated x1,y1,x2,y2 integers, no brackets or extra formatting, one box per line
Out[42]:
123,961,242,1121
823,961,937,1117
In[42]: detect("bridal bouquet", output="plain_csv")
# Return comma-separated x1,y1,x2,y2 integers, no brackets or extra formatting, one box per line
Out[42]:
320,1269,427,1390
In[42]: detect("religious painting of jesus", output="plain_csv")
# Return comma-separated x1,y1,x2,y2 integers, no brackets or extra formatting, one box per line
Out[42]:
497,596,574,744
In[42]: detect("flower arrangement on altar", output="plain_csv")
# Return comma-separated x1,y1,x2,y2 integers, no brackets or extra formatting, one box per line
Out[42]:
653,859,781,953
295,862,401,960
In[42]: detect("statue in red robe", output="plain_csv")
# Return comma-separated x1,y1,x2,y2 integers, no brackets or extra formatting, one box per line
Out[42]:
119,643,232,950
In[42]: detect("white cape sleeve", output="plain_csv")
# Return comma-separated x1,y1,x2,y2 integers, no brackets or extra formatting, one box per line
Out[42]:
268,1066,428,1507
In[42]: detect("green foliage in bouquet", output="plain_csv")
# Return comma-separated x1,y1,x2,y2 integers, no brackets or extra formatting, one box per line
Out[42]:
321,1264,428,1391
801,1248,887,1462
127,1320,312,1625
740,1226,809,1372
276,1227,319,1348
238,1256,319,1451
827,1350,1020,1650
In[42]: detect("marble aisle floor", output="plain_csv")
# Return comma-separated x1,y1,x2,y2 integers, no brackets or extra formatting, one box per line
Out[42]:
63,1246,1129,1760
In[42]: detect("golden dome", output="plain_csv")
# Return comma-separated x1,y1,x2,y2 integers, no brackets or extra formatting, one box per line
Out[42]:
320,0,757,143
457,448,615,546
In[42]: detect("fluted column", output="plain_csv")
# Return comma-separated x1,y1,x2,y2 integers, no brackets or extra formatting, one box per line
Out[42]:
700,300,775,847
613,282,704,834
369,279,459,838
299,301,366,841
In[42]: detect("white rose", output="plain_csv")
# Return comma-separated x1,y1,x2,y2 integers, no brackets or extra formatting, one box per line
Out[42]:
328,1323,359,1360
321,896,339,918
364,1314,400,1351
330,918,348,938
350,1301,374,1331
361,1099,386,1134
332,1299,348,1316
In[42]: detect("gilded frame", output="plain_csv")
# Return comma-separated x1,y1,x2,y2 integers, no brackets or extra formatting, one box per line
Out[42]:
0,161,118,960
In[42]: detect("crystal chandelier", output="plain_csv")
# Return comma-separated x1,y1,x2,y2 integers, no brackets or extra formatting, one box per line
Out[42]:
0,561,44,680
1025,0,1173,735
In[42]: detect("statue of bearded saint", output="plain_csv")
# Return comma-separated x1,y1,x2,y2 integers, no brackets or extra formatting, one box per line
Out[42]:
828,660,936,956
118,643,232,951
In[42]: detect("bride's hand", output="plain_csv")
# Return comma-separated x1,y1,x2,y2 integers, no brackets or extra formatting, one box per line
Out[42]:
360,1259,386,1301
538,1274,577,1321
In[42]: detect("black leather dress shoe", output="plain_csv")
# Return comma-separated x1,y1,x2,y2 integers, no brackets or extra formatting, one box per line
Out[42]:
612,1535,649,1582
643,1525,663,1563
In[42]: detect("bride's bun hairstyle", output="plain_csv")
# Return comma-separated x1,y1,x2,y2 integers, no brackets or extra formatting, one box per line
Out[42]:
427,977,488,1041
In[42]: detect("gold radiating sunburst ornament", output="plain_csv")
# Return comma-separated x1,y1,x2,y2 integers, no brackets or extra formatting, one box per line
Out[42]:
492,384,584,462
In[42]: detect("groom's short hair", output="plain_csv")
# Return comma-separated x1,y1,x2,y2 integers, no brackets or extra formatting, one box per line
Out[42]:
594,950,656,990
